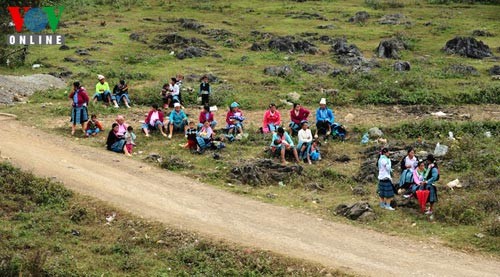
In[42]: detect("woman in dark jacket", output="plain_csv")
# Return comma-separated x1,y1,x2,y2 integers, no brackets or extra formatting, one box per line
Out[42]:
106,123,131,156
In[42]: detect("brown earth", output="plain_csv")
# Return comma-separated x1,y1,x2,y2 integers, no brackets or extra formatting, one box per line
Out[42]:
0,113,499,277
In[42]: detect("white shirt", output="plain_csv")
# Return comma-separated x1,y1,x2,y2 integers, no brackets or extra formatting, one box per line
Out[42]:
405,156,417,170
378,155,392,181
171,83,180,96
149,111,159,126
298,129,312,143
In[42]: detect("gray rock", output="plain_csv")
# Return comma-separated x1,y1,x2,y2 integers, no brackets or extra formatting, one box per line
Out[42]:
368,127,383,138
268,36,318,54
129,32,147,43
394,61,411,71
352,185,367,196
179,18,204,30
443,37,493,59
348,11,370,23
297,60,333,75
264,65,293,77
316,24,335,29
379,13,411,25
304,182,325,191
176,46,206,59
357,211,377,222
64,57,78,63
59,44,69,50
489,65,500,76
444,64,479,76
250,42,265,51
471,30,494,37
335,201,373,220
376,38,408,59
75,49,90,56
330,38,377,71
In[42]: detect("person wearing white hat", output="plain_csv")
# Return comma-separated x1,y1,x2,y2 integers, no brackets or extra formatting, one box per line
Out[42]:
167,102,188,139
93,75,118,108
315,98,335,138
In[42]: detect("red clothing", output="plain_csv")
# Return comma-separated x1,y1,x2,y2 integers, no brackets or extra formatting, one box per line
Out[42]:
225,109,244,125
145,109,165,125
262,110,281,131
69,87,89,107
199,111,215,124
85,120,104,131
290,107,310,124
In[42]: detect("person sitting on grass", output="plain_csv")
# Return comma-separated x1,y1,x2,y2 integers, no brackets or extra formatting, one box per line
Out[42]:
262,103,281,134
315,98,334,138
69,81,89,136
226,102,245,135
181,121,198,150
142,104,167,137
196,120,215,153
289,103,310,135
124,126,136,154
270,127,301,165
93,75,118,108
377,147,395,211
199,75,211,106
166,77,181,108
106,122,131,156
115,115,128,137
112,79,131,108
85,114,104,137
309,139,321,162
198,105,217,129
167,102,188,139
418,155,440,215
297,121,313,164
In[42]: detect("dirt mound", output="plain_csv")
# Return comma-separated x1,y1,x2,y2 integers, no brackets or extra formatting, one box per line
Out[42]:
229,159,303,186
443,37,493,59
0,74,66,104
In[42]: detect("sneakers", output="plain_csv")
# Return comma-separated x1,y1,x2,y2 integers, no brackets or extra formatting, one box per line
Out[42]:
385,205,395,211
424,210,433,215
403,194,412,199
379,202,385,208
167,134,172,139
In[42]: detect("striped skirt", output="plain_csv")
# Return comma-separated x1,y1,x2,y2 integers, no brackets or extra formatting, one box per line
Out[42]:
71,106,88,124
378,179,395,198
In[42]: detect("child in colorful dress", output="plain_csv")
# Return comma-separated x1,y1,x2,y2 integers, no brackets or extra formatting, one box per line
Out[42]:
85,114,104,137
124,126,136,154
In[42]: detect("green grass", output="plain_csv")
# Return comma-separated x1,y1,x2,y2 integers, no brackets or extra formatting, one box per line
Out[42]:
0,162,346,276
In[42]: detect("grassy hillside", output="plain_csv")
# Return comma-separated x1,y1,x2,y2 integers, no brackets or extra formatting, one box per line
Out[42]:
0,0,499,257
0,162,345,276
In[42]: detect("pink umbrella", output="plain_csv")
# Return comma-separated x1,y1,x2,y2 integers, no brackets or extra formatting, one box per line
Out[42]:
416,190,430,213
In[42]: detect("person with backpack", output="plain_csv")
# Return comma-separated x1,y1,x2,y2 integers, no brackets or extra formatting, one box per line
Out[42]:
377,148,395,211
315,98,334,138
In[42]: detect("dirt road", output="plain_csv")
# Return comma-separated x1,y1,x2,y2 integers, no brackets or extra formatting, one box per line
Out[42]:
0,114,498,277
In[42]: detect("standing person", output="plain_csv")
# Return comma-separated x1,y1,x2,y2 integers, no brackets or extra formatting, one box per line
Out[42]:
93,75,118,107
124,126,136,154
199,75,211,106
176,74,184,106
262,103,281,134
270,127,301,165
142,104,167,137
115,115,128,137
106,123,131,156
85,114,104,137
160,82,171,109
315,98,334,138
166,77,180,108
113,79,131,108
297,121,313,164
226,102,244,135
198,105,217,129
377,148,395,211
69,81,89,136
289,103,310,135
424,154,440,215
167,103,188,139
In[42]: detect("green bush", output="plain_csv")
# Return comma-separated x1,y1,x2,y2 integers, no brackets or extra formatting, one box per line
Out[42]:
457,84,500,105
437,196,485,225
385,120,500,139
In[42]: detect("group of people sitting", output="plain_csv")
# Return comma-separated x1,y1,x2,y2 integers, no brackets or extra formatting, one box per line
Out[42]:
92,74,131,108
377,147,440,214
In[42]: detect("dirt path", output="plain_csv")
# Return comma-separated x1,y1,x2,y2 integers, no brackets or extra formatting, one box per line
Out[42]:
0,114,498,277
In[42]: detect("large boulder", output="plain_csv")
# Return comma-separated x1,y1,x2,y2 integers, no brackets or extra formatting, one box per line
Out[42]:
176,46,206,59
297,60,333,75
489,65,500,76
330,38,377,72
179,18,204,30
443,37,493,59
268,36,319,54
0,74,66,104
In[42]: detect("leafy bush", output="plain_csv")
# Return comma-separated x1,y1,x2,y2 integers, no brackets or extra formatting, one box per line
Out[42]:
457,84,500,105
385,120,500,139
437,196,485,225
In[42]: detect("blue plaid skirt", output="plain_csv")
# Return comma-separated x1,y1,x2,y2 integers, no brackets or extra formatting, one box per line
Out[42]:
71,106,88,124
378,179,395,198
